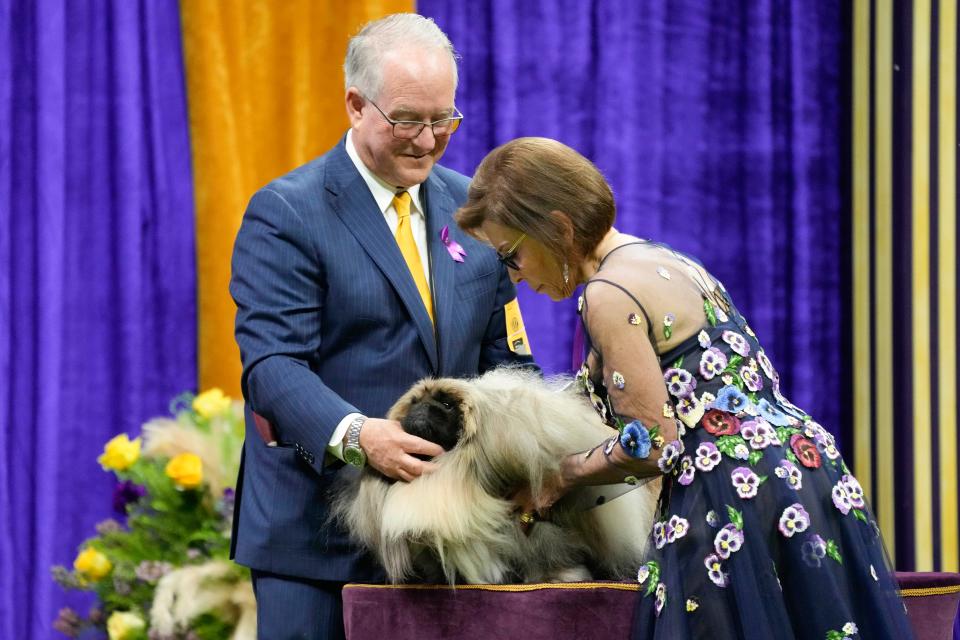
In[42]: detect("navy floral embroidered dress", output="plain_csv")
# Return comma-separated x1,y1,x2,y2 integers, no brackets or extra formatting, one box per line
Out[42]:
575,242,913,640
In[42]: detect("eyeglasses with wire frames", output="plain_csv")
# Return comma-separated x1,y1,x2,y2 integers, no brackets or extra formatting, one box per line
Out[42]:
497,233,526,270
365,97,464,139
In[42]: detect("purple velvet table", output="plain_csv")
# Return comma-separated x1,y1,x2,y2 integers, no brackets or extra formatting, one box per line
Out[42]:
343,573,960,640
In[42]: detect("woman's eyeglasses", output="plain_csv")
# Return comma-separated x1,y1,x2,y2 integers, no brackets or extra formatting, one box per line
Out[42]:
497,233,526,270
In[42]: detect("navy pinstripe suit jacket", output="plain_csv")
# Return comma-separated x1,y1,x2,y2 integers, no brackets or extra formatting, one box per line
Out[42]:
229,139,535,581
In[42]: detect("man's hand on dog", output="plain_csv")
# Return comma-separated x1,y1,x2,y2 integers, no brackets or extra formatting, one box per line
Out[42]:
359,418,445,482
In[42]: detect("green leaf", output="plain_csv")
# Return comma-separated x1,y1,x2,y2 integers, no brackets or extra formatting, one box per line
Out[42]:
672,356,684,369
826,631,846,640
853,509,868,523
775,427,800,444
785,449,798,464
704,298,717,326
747,392,759,404
724,355,744,372
645,561,661,597
726,505,744,530
748,450,763,466
664,324,673,340
715,435,746,459
757,475,768,485
826,539,843,565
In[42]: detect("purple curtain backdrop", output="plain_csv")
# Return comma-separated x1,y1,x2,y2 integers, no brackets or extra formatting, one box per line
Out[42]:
0,2,196,638
420,0,850,447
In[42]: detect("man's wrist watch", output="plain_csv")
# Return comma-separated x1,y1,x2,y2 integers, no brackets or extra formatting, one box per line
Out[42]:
343,416,367,468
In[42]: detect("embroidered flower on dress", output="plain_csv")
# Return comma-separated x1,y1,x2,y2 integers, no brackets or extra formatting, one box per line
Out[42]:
666,515,689,543
733,443,750,460
628,313,642,325
706,510,720,528
658,440,684,473
740,419,775,450
739,365,763,392
700,409,742,436
664,368,697,398
756,399,792,427
686,597,700,612
801,533,827,568
699,348,728,380
774,459,803,490
722,330,751,356
832,483,852,515
663,313,676,340
704,553,729,587
714,524,744,559
710,386,750,414
778,503,811,537
789,435,822,469
695,442,722,472
676,394,705,427
756,349,778,382
677,456,696,486
841,475,865,509
654,521,668,549
731,466,760,499
637,565,651,584
698,330,712,349
843,622,859,636
654,582,666,616
700,391,716,406
662,402,675,418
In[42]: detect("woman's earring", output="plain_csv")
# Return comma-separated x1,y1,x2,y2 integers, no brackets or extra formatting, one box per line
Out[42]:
563,262,570,285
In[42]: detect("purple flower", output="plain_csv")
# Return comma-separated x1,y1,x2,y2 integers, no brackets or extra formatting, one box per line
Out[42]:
698,330,712,349
695,442,722,472
704,553,729,587
53,607,82,637
731,466,760,499
722,330,751,356
112,480,146,515
666,515,690,543
654,521,668,549
801,533,827,568
714,524,744,559
677,455,696,486
699,348,728,380
757,349,778,382
832,483,852,515
739,365,763,392
664,368,697,398
778,503,810,537
657,440,684,473
655,582,667,616
774,459,803,490
842,475,865,509
741,418,775,450
705,510,720,527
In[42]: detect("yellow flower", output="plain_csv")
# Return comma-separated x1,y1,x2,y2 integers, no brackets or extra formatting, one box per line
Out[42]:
192,388,232,419
106,610,145,640
97,434,141,471
165,452,203,489
73,547,112,580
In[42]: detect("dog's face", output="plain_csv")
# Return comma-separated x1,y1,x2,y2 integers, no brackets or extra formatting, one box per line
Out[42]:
394,380,470,452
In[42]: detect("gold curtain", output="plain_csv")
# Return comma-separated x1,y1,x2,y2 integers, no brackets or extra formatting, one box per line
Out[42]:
180,0,413,397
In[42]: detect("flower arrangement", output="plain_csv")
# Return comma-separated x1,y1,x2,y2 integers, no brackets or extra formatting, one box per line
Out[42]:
52,389,255,640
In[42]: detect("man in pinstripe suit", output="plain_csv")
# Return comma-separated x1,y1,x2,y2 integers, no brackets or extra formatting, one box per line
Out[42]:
229,14,536,640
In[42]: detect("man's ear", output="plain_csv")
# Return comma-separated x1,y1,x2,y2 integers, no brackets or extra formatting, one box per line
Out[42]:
345,88,365,127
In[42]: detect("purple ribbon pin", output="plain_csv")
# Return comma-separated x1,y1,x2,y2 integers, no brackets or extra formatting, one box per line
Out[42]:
440,225,466,263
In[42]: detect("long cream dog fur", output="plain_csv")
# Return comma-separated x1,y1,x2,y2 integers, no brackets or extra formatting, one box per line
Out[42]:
332,367,660,585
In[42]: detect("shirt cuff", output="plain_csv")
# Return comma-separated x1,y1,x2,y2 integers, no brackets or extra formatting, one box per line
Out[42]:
327,412,364,462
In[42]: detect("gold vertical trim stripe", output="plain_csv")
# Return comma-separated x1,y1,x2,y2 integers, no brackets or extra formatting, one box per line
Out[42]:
912,0,934,571
874,0,897,556
937,0,958,572
853,0,873,502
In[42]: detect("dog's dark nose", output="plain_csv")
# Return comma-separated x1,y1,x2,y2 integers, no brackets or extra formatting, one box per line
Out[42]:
401,392,463,452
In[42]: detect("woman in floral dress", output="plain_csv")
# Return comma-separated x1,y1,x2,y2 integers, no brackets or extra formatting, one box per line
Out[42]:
455,137,913,640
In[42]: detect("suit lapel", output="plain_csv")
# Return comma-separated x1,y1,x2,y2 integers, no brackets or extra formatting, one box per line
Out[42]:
423,172,460,376
325,143,439,371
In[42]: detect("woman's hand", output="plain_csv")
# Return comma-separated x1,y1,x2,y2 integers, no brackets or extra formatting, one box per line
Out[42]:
511,458,576,533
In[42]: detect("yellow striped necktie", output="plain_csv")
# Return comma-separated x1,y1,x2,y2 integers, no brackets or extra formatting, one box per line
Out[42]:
392,191,434,323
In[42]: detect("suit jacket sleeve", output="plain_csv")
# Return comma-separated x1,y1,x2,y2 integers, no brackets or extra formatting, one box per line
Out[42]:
478,265,540,374
231,187,353,462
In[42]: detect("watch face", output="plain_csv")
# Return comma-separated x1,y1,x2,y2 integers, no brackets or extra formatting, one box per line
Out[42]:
344,447,366,468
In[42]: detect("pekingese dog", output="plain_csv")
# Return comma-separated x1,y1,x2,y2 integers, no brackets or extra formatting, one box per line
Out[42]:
331,367,660,585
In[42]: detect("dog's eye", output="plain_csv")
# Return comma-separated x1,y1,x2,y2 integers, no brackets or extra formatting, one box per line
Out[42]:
438,400,453,409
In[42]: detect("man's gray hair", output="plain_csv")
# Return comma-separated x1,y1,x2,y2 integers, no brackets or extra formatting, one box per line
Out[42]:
344,13,459,99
